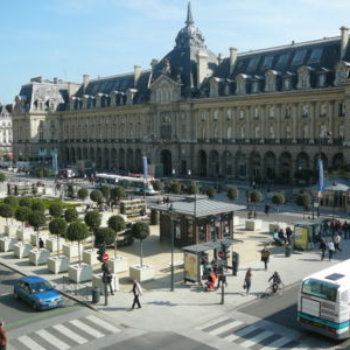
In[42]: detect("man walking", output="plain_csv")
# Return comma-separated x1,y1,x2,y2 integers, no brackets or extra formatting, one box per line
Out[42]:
101,262,114,296
0,321,7,350
130,280,142,309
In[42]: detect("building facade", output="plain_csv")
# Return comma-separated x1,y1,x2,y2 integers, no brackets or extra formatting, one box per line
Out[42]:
0,104,12,159
12,3,350,183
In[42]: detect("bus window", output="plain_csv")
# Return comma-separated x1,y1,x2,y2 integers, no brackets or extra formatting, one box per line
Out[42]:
302,278,338,302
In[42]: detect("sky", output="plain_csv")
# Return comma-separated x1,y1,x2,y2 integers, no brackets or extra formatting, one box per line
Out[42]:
1,0,350,104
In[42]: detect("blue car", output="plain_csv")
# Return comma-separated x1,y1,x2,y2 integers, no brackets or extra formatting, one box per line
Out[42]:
13,276,63,311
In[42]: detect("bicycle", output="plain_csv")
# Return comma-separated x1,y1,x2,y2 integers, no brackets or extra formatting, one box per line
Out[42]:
262,281,284,297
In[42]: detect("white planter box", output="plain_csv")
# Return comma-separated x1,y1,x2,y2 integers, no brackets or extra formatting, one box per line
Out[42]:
129,264,155,282
245,219,262,231
30,233,49,246
14,243,32,258
16,229,33,242
233,216,240,227
5,225,17,237
29,249,50,266
0,237,18,252
92,273,119,295
68,263,92,283
46,237,66,253
269,223,281,233
47,255,69,274
107,256,128,274
83,249,99,266
63,243,80,260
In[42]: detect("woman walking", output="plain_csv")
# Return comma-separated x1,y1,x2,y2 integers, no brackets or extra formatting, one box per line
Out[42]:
244,268,252,295
261,245,270,270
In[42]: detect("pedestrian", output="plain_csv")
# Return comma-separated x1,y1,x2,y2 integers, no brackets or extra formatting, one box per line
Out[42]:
216,273,228,290
286,227,293,245
319,239,327,261
327,240,335,261
39,238,44,249
243,268,252,295
130,280,142,309
0,321,7,350
333,232,342,252
264,203,270,216
260,245,270,270
278,229,287,245
102,262,114,296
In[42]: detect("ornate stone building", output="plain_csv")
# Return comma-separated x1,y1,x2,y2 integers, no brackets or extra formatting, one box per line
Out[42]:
12,3,350,183
0,104,12,158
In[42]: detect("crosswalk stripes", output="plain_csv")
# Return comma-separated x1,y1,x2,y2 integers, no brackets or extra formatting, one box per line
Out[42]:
196,316,311,350
11,314,121,350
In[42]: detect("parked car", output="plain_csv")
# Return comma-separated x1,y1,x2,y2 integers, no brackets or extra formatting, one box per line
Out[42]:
13,276,63,311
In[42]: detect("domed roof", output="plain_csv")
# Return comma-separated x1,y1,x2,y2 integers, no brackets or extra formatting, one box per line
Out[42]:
174,2,206,50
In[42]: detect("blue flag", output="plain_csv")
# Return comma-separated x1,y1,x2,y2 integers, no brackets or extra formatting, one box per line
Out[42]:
142,156,148,181
317,158,324,197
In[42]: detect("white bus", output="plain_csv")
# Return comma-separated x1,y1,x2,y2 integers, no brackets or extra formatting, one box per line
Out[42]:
297,259,350,339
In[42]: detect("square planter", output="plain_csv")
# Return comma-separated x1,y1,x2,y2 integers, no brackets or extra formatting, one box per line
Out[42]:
83,249,99,266
245,219,262,231
14,243,32,258
30,233,49,247
92,273,119,295
46,237,66,253
5,225,17,237
16,229,33,242
129,264,155,282
107,256,128,274
47,255,70,274
269,223,281,234
233,216,240,227
0,237,18,252
29,249,50,266
68,263,92,283
63,243,80,260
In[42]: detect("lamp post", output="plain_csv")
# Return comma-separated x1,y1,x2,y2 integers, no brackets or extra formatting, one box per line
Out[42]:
168,203,175,292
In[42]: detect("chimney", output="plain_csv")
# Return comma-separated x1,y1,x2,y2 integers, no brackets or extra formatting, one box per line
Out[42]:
196,50,208,88
229,47,238,74
53,77,58,84
134,65,142,87
218,53,224,64
340,26,349,60
83,74,90,88
151,59,158,72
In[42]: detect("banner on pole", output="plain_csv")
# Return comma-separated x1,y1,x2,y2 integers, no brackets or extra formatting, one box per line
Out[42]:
142,156,148,181
317,158,324,198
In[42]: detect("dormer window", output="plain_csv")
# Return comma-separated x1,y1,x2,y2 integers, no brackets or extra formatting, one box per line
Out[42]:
251,78,261,93
265,70,278,92
318,73,326,87
297,66,312,90
335,61,350,86
235,74,249,95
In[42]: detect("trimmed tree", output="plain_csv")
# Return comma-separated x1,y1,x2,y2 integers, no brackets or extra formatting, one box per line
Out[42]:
131,221,150,267
64,208,78,223
296,193,312,216
0,173,6,182
28,210,47,249
107,215,126,257
84,210,101,248
49,218,67,257
227,186,239,202
271,192,286,223
188,182,199,195
15,206,32,232
66,221,89,266
170,181,181,194
31,199,45,213
153,180,164,191
206,187,217,199
77,188,89,202
90,189,103,206
249,190,263,217
94,227,116,247
4,196,18,207
19,197,32,208
110,186,126,203
49,203,63,218
99,186,110,204
0,204,14,224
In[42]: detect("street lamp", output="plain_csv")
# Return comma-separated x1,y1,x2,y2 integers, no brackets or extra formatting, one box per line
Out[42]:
168,203,175,292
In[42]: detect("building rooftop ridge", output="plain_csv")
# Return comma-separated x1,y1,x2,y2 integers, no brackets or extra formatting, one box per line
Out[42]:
238,35,340,57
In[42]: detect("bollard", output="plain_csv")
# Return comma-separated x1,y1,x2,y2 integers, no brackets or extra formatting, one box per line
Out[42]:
92,286,100,303
231,252,239,276
285,244,291,257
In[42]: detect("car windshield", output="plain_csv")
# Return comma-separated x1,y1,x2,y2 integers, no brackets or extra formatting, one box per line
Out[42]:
31,281,53,293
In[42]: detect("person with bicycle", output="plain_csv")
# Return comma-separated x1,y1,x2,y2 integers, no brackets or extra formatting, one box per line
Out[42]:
268,271,282,293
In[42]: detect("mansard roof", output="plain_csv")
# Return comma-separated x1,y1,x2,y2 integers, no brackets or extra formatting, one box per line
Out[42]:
215,36,349,80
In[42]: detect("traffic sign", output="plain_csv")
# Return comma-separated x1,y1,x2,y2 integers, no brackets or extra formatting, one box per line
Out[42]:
102,254,109,262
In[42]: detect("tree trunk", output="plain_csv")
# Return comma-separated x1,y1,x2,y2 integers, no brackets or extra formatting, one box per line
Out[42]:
114,233,118,258
140,240,143,267
78,240,81,266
